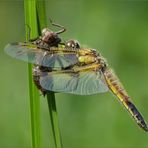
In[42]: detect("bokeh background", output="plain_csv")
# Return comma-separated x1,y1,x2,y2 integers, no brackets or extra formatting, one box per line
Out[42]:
1,0,148,148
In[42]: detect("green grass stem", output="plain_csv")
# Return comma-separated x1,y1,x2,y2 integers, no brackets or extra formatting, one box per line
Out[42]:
24,1,62,148
47,93,63,148
36,1,63,148
24,0,40,148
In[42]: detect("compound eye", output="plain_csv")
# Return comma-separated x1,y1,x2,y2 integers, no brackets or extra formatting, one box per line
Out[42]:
66,39,80,49
67,42,71,47
75,42,80,48
71,43,75,48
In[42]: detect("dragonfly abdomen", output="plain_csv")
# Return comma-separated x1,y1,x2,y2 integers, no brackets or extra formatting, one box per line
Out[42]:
78,55,96,64
103,68,148,131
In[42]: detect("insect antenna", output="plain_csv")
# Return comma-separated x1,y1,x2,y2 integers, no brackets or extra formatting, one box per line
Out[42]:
49,17,66,34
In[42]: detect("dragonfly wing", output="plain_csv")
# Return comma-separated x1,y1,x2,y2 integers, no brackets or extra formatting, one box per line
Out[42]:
41,53,78,68
4,42,78,68
5,42,40,64
40,70,109,95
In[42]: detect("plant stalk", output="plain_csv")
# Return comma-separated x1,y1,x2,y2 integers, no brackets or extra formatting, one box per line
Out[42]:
47,93,63,148
24,0,40,148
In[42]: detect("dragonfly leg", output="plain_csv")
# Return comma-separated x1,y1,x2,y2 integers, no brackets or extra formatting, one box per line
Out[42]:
49,17,66,34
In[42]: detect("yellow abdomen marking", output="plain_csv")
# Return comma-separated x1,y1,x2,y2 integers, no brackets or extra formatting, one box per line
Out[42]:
78,55,96,64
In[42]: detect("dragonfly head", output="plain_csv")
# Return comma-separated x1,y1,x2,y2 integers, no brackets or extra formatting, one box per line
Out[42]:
65,39,80,49
41,28,61,46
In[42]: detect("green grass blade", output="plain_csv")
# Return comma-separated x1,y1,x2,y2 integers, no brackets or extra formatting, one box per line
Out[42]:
47,93,63,148
24,0,62,147
24,1,40,148
36,1,63,147
36,0,47,32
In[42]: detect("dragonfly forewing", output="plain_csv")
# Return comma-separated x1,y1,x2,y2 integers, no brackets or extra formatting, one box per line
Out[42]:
4,42,79,68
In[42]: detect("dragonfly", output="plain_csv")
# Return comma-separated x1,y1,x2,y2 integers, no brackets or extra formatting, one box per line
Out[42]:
4,20,148,132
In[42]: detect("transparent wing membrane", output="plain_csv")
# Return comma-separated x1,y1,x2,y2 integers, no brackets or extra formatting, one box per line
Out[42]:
40,70,108,95
4,42,78,68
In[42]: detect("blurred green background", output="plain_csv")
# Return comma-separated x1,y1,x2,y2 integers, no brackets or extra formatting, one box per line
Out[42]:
1,0,148,148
